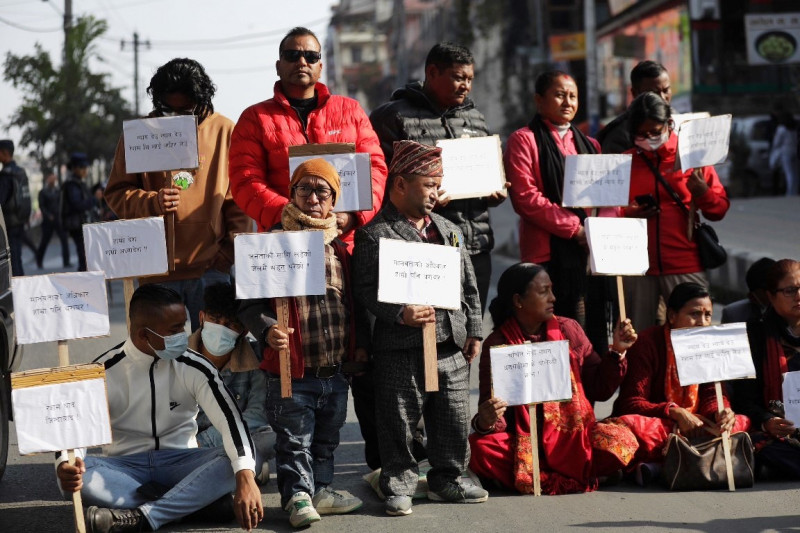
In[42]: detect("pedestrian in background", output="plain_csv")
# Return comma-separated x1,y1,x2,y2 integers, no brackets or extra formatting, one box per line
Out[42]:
61,152,95,272
0,139,32,276
36,172,71,269
769,111,799,196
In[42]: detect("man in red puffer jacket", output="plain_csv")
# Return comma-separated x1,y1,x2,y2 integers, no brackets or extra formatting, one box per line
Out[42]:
229,26,388,250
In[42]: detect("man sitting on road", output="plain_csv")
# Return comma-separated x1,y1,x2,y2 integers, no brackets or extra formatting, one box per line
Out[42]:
55,284,263,533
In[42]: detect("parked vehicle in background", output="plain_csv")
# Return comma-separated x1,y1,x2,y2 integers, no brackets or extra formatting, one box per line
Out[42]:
0,208,21,482
717,114,790,197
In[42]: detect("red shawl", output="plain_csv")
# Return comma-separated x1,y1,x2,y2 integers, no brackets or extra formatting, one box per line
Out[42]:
500,316,597,495
763,336,788,406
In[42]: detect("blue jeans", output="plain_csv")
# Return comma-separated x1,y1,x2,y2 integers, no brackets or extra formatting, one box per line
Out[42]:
265,372,349,507
76,447,235,530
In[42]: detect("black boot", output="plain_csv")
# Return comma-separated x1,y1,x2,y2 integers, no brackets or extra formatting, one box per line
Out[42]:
85,506,151,533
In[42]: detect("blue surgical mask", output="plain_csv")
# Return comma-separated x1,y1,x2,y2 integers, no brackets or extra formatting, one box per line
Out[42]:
201,321,240,357
146,328,188,360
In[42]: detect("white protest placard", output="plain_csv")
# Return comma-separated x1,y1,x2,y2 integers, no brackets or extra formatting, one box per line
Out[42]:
782,371,800,427
585,217,648,275
490,341,571,406
671,322,756,386
562,154,632,207
436,135,506,200
11,365,111,455
234,231,325,299
83,217,168,279
288,152,373,213
673,112,711,132
123,115,199,173
12,272,110,344
378,239,460,310
677,114,732,171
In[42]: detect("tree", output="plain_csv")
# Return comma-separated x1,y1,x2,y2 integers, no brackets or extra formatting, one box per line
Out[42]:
3,16,131,174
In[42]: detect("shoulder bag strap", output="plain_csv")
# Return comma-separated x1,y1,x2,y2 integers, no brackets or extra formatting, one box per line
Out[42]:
638,152,692,216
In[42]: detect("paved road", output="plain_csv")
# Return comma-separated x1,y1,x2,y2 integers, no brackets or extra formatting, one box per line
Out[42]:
1,197,799,532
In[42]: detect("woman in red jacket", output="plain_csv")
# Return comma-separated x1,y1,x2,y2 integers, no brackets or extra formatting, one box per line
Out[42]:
623,92,730,329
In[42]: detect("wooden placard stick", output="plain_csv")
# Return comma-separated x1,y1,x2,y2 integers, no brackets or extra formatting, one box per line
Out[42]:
422,322,438,392
123,278,135,328
275,298,292,398
528,403,542,496
714,381,736,491
617,276,627,321
164,176,176,272
57,340,87,533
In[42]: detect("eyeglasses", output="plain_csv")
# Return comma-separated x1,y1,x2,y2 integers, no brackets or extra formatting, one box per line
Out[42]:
633,127,667,140
292,185,332,200
774,286,800,298
280,49,322,64
157,102,197,116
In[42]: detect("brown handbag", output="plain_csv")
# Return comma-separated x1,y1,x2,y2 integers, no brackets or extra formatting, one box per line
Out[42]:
661,431,755,491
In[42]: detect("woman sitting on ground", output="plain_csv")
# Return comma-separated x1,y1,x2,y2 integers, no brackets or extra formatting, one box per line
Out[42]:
469,262,639,494
733,259,800,478
612,282,750,483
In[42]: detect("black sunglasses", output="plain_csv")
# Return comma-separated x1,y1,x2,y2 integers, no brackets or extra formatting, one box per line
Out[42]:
280,49,322,64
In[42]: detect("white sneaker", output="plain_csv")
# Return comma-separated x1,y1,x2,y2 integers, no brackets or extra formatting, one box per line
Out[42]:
285,492,321,528
312,487,363,515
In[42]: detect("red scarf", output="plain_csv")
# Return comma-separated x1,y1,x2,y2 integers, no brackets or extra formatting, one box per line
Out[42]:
500,316,596,495
762,336,788,406
663,325,699,412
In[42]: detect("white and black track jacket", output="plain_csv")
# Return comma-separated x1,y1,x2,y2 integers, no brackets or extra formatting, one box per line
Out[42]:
56,338,256,474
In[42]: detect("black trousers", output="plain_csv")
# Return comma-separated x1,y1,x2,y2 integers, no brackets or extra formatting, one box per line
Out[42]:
469,251,492,315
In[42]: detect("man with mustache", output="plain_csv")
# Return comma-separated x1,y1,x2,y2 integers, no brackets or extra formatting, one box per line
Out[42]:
229,26,387,251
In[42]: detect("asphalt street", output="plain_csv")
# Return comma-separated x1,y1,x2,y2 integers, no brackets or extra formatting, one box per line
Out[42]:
1,197,798,532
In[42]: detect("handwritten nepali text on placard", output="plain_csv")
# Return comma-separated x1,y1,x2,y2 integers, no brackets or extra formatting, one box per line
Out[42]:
377,238,461,310
782,371,800,427
562,154,632,208
585,217,649,275
83,217,168,279
12,272,110,344
671,322,756,386
436,136,506,200
123,115,199,173
490,341,572,406
678,114,732,171
234,231,325,299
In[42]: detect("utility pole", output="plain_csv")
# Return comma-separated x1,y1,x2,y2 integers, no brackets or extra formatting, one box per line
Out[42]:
121,32,150,116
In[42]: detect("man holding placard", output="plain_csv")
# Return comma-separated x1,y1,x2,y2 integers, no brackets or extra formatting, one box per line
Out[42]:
238,158,367,527
370,42,507,312
105,58,250,330
353,141,486,516
55,285,262,532
229,26,388,249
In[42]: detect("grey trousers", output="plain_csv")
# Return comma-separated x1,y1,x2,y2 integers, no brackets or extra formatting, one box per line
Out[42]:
374,345,470,497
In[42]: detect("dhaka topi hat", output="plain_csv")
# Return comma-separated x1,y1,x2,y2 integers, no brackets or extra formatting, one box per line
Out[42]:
289,158,341,206
389,140,443,177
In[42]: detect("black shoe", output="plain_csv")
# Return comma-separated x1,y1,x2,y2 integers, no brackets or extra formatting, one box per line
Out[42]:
183,493,235,524
85,506,150,532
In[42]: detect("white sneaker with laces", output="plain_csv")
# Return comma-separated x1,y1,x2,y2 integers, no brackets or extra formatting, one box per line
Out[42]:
312,487,363,515
285,492,321,528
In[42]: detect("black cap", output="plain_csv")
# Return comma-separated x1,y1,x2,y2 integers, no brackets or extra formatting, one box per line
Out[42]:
0,140,14,153
68,152,90,169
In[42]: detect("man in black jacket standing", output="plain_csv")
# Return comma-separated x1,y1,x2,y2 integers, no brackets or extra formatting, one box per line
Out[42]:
36,172,71,269
370,42,507,312
0,139,32,276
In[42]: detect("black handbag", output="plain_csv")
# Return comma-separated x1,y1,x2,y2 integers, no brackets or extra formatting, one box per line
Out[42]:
639,153,728,270
661,432,755,491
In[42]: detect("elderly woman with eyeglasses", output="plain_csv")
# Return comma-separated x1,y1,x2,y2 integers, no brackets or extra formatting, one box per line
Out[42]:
733,259,800,479
621,92,730,330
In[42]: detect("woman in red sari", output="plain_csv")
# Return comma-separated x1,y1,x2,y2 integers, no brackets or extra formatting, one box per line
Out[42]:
469,262,639,494
612,282,750,484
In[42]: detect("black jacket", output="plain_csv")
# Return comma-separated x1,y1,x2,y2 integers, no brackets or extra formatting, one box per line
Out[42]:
369,81,494,254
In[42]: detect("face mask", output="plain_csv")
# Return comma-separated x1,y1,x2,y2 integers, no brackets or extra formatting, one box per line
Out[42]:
201,321,240,357
635,129,670,152
146,328,188,360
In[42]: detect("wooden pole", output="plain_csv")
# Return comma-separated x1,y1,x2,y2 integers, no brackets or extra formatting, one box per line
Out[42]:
422,322,438,392
715,381,736,491
167,212,176,272
528,403,541,496
123,278,135,328
616,276,627,322
276,298,292,398
58,340,86,533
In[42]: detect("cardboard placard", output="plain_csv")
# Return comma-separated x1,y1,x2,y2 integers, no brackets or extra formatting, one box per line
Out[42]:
11,364,111,455
489,341,571,406
123,115,199,173
677,115,732,171
436,136,506,200
782,370,800,427
288,148,373,213
671,323,756,386
12,272,110,344
585,217,649,275
673,112,711,133
562,154,632,208
83,217,168,279
234,231,326,299
377,238,460,310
